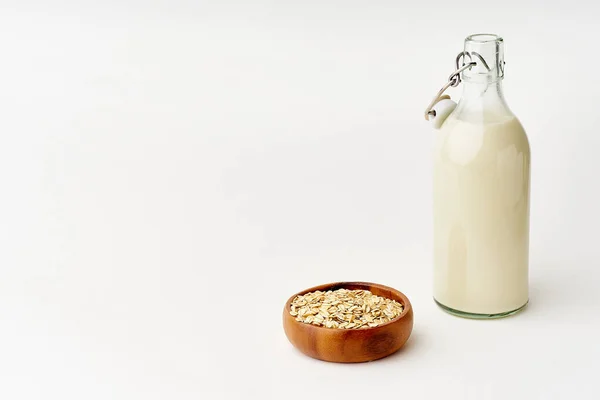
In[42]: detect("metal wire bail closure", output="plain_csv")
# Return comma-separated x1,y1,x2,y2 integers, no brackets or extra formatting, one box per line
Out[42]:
424,51,479,121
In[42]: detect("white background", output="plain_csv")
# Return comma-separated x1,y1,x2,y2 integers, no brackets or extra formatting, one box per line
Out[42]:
1,1,599,399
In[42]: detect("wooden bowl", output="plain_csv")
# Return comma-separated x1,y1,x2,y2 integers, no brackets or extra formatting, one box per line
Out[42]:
283,282,413,363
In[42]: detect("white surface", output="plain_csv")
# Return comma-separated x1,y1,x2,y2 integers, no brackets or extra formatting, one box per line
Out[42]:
1,1,599,399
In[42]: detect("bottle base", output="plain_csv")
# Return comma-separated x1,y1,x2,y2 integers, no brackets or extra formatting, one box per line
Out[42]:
434,298,528,319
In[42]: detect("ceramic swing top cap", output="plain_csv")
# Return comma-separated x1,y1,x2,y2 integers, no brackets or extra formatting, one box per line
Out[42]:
430,98,457,129
282,281,413,363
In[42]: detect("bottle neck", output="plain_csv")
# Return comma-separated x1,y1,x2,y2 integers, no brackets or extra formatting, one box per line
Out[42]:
454,34,513,123
455,79,512,123
462,34,505,83
461,79,504,98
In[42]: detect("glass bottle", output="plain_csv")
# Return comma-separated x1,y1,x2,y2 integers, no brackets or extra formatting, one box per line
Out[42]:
432,34,530,318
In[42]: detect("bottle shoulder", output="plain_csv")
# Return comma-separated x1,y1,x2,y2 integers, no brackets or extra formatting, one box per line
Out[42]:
435,116,530,167
439,114,528,139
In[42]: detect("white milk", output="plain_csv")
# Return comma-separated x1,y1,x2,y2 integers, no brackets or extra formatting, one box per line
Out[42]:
433,114,530,315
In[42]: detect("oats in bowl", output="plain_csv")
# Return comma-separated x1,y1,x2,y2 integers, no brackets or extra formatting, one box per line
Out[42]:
290,288,404,329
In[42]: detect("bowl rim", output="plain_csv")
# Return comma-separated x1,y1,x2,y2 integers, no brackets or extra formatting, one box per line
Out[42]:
283,281,412,331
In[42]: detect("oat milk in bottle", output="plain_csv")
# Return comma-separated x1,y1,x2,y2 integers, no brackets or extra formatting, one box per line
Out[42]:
431,34,530,318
